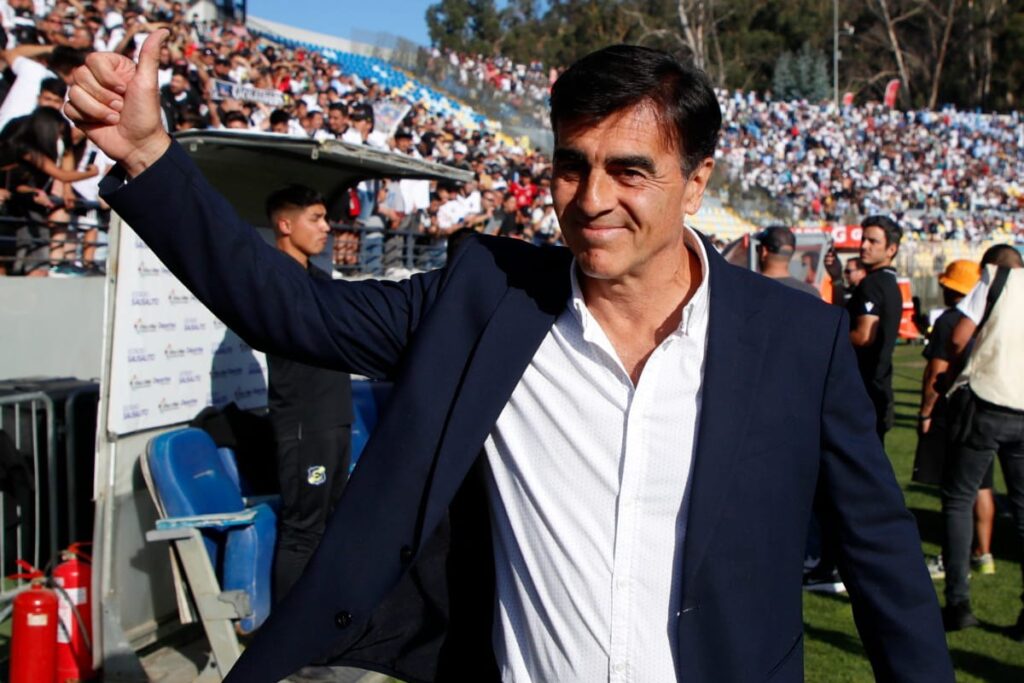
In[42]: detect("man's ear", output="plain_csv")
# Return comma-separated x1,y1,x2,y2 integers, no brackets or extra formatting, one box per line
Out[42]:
682,157,715,216
275,215,292,236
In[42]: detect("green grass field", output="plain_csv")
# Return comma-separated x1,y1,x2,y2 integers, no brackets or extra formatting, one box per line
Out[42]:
803,344,1024,682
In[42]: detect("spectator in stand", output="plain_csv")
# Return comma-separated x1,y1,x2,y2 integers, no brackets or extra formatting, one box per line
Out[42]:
0,44,87,131
941,244,1024,632
510,169,538,209
755,226,819,297
490,191,522,237
326,101,348,139
268,109,290,134
848,215,904,440
530,195,560,245
159,67,201,131
0,107,97,275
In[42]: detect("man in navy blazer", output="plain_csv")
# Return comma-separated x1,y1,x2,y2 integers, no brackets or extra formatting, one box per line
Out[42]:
70,34,952,682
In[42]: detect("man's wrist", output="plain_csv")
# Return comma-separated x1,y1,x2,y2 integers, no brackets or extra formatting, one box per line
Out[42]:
121,134,173,178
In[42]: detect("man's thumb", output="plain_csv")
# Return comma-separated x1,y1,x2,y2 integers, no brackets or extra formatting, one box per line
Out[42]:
136,29,169,84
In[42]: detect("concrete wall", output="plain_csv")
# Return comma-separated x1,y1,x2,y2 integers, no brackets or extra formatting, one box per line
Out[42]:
0,278,106,381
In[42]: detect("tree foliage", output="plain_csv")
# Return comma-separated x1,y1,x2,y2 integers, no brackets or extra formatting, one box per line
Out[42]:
424,0,1024,111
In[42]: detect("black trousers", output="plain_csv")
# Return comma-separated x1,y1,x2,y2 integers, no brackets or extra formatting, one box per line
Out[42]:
274,424,351,601
942,401,1024,607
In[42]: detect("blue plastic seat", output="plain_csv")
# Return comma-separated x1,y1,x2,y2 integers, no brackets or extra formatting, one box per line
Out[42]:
145,428,275,635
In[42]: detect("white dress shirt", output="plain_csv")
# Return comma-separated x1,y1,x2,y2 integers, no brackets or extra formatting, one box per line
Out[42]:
483,227,711,683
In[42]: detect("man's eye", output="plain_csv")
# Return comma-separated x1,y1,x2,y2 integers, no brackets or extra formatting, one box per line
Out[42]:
554,165,581,178
616,169,645,182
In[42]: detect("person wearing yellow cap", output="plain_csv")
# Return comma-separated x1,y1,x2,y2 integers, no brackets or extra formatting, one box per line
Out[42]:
915,259,993,580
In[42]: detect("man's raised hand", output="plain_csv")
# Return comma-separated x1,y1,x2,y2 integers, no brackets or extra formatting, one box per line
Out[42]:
63,30,171,178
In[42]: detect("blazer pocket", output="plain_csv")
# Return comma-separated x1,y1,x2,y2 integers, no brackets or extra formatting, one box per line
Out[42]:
766,632,803,680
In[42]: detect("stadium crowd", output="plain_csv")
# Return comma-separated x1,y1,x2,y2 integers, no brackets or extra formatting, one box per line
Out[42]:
423,47,556,124
717,91,1024,241
0,0,558,276
0,0,1021,278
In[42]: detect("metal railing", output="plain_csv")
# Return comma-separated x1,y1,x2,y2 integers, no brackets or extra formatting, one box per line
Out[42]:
331,222,451,276
0,214,110,276
0,393,56,601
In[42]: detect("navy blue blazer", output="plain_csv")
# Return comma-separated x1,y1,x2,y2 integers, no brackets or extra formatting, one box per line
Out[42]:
102,142,953,683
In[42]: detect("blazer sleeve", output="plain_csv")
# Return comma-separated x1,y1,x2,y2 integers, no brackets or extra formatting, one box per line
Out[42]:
818,310,954,682
100,141,441,379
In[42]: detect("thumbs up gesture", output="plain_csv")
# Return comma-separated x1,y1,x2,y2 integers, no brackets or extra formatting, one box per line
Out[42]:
64,30,172,177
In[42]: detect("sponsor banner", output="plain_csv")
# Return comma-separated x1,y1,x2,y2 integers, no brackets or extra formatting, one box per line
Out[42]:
211,79,285,107
107,224,268,435
792,223,864,251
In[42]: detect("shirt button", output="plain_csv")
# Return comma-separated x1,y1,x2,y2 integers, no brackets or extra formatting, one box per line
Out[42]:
334,611,352,628
399,545,414,565
612,662,626,673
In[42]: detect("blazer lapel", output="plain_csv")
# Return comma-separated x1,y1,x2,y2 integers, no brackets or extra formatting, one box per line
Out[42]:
417,244,573,544
682,240,771,591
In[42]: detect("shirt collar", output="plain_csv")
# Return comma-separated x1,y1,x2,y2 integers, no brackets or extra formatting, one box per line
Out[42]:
569,225,711,340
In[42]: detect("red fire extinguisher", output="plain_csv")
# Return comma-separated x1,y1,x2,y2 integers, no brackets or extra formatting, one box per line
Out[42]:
53,543,96,682
10,577,58,683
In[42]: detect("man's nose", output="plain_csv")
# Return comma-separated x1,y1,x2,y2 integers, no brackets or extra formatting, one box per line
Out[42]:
575,170,614,217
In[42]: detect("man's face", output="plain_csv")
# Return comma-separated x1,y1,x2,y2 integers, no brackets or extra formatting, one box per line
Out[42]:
327,109,347,133
70,27,93,50
395,136,412,153
271,119,290,134
38,89,64,110
552,104,712,283
169,74,188,95
859,226,897,269
279,204,330,257
845,260,866,287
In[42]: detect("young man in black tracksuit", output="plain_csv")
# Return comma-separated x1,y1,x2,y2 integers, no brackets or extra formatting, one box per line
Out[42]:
265,185,353,600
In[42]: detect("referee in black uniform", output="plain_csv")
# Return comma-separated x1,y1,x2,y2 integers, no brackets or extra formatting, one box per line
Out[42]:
265,185,353,600
848,215,903,441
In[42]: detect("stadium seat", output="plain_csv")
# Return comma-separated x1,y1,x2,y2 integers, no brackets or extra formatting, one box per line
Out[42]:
141,428,277,677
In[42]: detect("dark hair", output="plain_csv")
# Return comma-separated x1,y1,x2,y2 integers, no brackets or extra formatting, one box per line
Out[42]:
222,111,248,127
861,215,902,249
981,244,1024,269
49,46,88,75
39,77,67,100
0,107,67,164
269,109,290,127
265,184,325,223
349,103,374,126
847,257,865,271
549,44,721,174
328,102,347,114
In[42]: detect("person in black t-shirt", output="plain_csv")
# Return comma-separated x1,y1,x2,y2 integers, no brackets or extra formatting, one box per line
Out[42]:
265,185,353,601
848,215,903,440
914,259,995,577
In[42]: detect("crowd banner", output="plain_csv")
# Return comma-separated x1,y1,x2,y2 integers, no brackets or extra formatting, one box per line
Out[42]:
106,224,268,436
211,79,285,107
373,101,412,139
